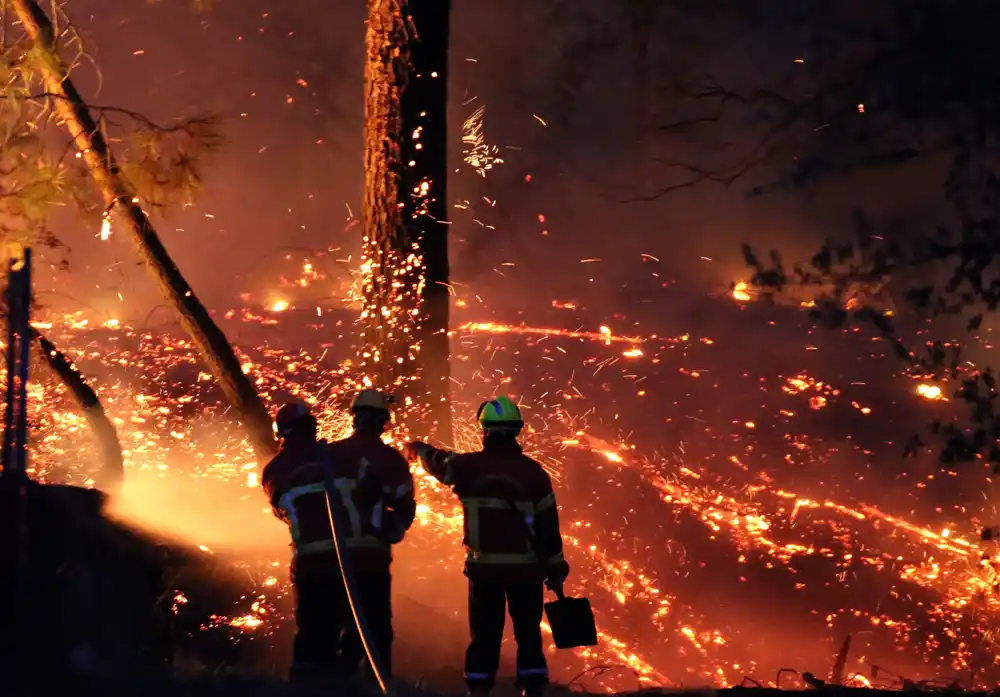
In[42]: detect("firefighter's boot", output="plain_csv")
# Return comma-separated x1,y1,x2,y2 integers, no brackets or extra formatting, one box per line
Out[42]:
520,682,546,697
467,683,493,697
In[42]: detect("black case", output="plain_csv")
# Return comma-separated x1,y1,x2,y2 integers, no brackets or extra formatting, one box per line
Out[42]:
544,595,598,649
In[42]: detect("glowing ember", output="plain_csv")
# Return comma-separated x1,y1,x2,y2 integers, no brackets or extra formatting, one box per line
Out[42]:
461,321,645,344
732,281,751,302
99,212,112,241
462,104,504,178
917,383,944,401
230,615,263,630
17,307,1000,688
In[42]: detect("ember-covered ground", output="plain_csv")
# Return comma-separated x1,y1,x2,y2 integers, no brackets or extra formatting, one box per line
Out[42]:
21,680,994,697
19,283,1000,691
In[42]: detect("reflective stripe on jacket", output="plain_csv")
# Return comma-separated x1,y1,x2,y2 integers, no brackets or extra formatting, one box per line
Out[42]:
261,434,416,575
414,439,568,582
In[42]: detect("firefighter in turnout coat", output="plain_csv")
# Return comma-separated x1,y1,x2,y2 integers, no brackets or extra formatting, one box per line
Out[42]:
405,396,570,697
262,391,415,679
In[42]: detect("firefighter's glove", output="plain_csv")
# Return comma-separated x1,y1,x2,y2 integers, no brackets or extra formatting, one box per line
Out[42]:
545,575,565,598
403,441,428,461
381,509,407,545
545,561,570,596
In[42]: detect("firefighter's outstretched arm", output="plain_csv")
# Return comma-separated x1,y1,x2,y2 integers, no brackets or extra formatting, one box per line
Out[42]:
404,441,458,486
532,472,571,585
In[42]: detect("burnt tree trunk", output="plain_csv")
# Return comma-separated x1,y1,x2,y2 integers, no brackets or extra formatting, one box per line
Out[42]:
11,0,277,461
363,0,452,445
33,330,124,491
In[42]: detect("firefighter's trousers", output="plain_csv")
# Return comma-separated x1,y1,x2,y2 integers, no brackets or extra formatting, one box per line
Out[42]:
464,580,549,692
291,568,393,679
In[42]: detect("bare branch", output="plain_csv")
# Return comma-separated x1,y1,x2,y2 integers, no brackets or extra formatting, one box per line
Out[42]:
2,91,225,134
619,146,777,203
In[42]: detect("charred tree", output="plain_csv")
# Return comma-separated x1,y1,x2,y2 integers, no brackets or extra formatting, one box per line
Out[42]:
10,0,277,461
33,330,124,491
362,0,452,445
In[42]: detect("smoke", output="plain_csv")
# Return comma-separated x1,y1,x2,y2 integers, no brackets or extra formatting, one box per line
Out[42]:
15,0,987,686
106,469,287,555
21,287,992,686
102,451,485,685
40,0,939,323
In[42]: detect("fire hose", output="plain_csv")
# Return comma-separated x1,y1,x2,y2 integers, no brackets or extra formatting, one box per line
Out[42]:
320,444,392,695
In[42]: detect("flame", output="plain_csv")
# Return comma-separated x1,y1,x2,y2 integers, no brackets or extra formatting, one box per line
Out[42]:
917,383,944,401
732,281,751,302
461,321,645,345
99,212,112,241
230,615,263,630
15,308,1000,688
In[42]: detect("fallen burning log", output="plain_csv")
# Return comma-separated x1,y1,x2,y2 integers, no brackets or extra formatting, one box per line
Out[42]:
33,328,124,490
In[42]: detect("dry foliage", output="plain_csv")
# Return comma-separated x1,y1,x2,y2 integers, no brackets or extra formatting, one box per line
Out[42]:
0,0,224,265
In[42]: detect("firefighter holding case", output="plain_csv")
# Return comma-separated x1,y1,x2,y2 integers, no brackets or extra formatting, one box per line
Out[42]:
405,396,570,697
262,390,415,680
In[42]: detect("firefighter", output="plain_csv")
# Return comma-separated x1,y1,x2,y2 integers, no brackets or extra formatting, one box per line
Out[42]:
261,392,415,680
404,396,570,697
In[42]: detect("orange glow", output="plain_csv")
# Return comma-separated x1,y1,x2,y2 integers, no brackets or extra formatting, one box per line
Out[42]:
460,321,645,344
732,281,751,302
18,307,1000,688
917,383,944,401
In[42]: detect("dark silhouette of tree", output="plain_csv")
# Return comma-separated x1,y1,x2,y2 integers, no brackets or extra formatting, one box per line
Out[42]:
551,0,1000,474
362,0,452,444
0,0,246,485
31,330,124,490
704,1,1000,474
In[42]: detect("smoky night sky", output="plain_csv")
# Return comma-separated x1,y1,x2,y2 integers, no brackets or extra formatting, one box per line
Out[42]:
43,0,941,322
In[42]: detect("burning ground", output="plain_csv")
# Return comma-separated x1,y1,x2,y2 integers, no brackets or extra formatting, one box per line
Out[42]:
16,286,1000,691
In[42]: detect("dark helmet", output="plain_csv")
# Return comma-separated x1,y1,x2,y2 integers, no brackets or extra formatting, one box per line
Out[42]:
273,401,316,438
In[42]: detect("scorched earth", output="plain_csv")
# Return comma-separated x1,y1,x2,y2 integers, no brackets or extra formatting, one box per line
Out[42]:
16,289,1000,691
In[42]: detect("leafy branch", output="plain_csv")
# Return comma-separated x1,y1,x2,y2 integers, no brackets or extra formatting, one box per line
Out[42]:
626,1,1000,201
742,188,1000,471
0,1,225,258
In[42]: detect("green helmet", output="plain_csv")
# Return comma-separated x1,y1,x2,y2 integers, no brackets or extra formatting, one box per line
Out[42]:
477,395,523,430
